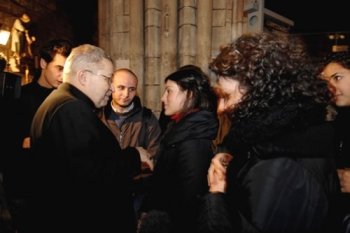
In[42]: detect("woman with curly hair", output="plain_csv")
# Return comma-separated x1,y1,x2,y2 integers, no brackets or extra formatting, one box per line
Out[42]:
198,32,341,233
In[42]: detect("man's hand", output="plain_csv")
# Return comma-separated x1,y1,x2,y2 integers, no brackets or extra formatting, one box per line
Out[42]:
136,147,154,171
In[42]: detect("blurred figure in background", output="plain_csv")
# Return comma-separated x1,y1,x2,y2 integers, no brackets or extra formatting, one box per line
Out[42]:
2,38,72,233
17,39,73,150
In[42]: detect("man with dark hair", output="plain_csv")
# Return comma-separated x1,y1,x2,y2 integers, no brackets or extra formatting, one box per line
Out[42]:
17,38,73,149
3,38,72,232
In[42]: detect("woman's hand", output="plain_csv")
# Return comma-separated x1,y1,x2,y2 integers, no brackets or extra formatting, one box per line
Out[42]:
207,153,233,193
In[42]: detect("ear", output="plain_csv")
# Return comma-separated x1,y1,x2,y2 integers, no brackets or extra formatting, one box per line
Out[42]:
186,90,192,98
40,58,47,69
77,70,88,86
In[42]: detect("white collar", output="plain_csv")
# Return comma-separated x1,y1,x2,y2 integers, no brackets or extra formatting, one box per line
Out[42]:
111,101,134,114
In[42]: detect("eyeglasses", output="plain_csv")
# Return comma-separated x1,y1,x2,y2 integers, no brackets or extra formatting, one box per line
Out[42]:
84,70,112,85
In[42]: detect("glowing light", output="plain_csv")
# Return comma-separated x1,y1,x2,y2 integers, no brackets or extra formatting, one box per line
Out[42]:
0,30,10,45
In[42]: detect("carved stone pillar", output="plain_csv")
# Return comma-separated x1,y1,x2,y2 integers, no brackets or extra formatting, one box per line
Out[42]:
196,0,213,74
159,0,178,113
178,0,196,66
130,0,144,100
144,0,161,110
98,0,247,115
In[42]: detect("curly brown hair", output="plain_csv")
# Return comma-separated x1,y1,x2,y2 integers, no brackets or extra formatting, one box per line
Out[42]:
210,32,332,124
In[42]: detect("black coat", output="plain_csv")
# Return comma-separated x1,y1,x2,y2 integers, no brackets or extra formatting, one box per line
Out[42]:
141,110,218,233
198,104,341,233
27,83,141,233
332,107,350,230
2,82,53,198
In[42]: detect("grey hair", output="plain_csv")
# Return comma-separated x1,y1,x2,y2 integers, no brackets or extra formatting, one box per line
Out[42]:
63,44,112,81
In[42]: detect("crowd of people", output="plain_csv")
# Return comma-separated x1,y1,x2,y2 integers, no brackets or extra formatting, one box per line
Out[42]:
0,31,349,233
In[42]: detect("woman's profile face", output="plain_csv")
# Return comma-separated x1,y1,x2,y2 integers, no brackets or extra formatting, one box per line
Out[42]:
322,62,350,107
161,80,187,116
215,77,245,114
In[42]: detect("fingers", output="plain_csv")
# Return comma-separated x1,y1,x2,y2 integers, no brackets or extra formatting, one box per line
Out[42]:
207,166,227,193
338,168,350,193
211,153,233,175
207,153,233,193
136,147,154,171
22,137,31,149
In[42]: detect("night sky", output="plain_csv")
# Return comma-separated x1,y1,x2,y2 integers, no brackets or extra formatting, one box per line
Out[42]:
265,0,350,34
58,0,348,58
60,0,349,44
57,0,98,45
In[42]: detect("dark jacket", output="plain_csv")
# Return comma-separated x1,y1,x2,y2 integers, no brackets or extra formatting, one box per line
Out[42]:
100,96,161,159
198,104,341,233
3,81,53,198
19,82,54,141
141,110,218,233
27,83,141,233
333,107,350,168
332,106,350,231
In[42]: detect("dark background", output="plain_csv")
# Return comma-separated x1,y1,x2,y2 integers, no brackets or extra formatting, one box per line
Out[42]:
57,0,98,45
58,0,349,58
58,0,350,43
61,0,350,43
265,0,349,58
265,0,349,33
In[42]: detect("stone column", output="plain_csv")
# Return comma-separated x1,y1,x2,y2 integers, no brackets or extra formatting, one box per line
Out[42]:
111,1,129,67
98,0,112,52
159,0,178,112
232,0,245,39
144,0,161,111
130,0,145,100
196,0,213,74
178,0,196,66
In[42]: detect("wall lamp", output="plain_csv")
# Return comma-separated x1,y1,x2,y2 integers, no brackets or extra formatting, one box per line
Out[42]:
0,29,11,45
328,34,345,40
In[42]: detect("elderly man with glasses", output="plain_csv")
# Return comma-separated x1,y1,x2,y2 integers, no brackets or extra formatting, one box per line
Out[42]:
26,44,152,233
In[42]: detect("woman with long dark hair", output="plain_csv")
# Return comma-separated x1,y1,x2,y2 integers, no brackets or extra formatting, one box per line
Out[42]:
140,65,218,233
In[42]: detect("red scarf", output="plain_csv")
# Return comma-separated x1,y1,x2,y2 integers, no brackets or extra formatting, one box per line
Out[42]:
170,108,200,123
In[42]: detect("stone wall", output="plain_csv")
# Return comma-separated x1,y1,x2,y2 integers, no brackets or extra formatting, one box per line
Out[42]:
98,0,250,115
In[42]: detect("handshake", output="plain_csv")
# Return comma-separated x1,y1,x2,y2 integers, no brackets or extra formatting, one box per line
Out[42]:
136,146,154,172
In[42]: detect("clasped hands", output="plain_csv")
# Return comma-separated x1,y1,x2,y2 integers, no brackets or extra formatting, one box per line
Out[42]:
207,153,233,193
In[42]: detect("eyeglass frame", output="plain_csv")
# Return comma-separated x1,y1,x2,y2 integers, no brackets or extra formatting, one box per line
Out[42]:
84,69,113,85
